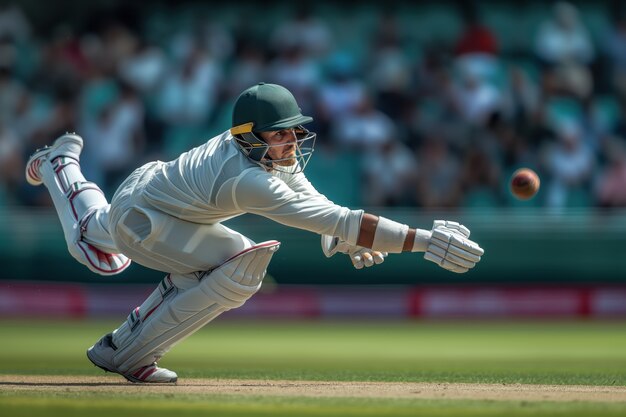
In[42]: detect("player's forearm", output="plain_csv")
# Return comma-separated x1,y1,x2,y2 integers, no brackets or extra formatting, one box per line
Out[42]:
356,213,378,248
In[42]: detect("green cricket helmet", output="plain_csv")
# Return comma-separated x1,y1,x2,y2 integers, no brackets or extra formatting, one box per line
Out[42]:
230,82,316,173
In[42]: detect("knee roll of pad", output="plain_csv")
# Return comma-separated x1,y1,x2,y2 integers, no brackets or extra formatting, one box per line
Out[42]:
204,271,262,309
200,240,280,308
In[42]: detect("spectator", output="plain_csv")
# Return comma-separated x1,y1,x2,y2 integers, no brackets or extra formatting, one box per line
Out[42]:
578,97,607,153
30,93,78,151
612,98,626,141
0,66,25,126
157,44,221,126
83,81,145,191
542,121,595,208
266,45,320,116
595,138,626,207
100,22,139,72
535,2,594,65
454,5,500,84
415,135,462,208
487,116,537,172
0,4,31,41
459,140,503,207
13,90,51,144
225,41,268,99
534,2,595,99
0,121,23,198
503,66,541,132
201,20,235,63
602,9,626,98
449,66,504,127
362,138,418,206
33,26,86,98
269,5,333,58
316,52,367,139
331,94,396,150
367,10,413,120
118,40,168,94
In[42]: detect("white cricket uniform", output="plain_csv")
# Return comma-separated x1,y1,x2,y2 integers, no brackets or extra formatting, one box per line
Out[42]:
107,130,363,274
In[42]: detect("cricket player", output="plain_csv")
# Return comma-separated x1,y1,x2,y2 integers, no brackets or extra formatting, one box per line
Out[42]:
25,82,484,383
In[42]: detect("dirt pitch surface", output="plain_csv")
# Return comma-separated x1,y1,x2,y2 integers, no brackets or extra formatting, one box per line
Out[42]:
2,375,626,403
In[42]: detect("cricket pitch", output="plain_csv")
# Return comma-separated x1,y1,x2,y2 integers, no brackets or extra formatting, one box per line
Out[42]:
2,375,626,403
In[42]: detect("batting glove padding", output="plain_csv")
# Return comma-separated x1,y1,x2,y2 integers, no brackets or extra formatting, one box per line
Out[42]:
432,220,470,238
321,235,388,269
424,221,484,273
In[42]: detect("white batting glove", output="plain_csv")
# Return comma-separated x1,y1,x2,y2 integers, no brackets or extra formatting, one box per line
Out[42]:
321,235,388,269
432,220,470,238
422,221,484,273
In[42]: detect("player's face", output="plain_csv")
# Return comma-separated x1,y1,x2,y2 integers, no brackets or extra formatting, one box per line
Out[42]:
260,129,297,166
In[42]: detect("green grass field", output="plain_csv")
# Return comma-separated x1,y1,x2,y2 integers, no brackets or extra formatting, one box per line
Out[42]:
1,319,625,416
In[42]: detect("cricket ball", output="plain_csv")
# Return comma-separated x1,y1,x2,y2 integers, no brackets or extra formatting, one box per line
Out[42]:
510,168,540,200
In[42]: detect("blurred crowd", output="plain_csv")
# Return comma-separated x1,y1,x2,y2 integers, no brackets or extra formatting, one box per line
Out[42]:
2,0,626,209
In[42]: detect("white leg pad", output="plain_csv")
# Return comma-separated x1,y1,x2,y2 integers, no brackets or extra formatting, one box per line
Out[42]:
39,156,130,275
82,206,120,254
111,240,280,373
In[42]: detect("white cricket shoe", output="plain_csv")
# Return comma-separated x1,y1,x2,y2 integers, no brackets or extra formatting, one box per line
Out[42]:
87,333,178,383
25,133,83,186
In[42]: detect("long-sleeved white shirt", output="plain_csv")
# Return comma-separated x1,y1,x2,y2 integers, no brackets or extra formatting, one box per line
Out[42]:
141,130,363,245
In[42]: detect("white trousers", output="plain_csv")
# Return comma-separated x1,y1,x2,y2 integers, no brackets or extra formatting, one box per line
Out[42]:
95,163,254,274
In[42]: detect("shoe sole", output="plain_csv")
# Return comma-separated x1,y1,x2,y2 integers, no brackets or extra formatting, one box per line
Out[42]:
86,347,177,384
124,372,178,384
25,133,83,186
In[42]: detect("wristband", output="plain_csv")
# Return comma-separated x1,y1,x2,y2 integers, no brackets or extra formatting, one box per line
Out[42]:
412,229,432,252
371,216,409,253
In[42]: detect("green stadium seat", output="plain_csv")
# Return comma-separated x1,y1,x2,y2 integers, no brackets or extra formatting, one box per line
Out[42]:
546,97,583,127
400,3,462,46
593,95,620,132
462,187,501,209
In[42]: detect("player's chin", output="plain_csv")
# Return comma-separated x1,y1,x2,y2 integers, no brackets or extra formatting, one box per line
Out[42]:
274,157,297,167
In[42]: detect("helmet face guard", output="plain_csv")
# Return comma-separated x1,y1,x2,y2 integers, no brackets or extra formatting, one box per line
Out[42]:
232,125,316,174
231,83,316,174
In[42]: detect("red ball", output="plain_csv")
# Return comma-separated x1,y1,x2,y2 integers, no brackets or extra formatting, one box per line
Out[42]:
510,168,540,200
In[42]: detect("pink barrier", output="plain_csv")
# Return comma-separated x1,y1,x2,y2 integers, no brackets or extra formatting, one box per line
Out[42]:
0,282,86,317
1,282,625,319
410,287,589,318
